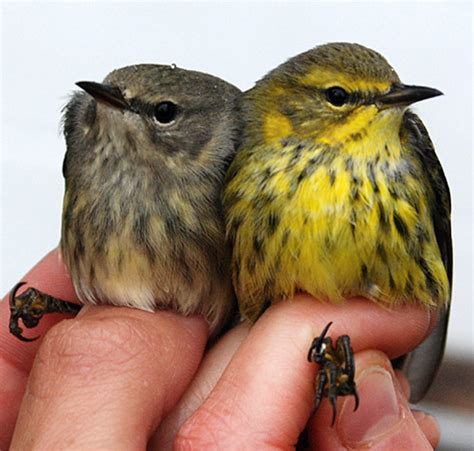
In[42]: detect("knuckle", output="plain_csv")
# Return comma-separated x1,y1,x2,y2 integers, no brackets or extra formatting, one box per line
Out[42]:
174,401,245,450
174,409,226,450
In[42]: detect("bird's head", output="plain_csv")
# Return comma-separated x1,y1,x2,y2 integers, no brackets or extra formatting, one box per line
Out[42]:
243,43,442,148
63,64,241,180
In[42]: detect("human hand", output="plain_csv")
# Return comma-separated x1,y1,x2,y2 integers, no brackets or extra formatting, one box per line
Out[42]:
1,249,440,449
154,295,441,450
1,249,208,449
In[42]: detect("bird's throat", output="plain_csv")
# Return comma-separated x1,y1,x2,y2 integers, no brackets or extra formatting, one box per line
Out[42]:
318,106,403,159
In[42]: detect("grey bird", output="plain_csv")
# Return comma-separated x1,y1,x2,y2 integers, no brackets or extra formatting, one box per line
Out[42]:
9,64,242,341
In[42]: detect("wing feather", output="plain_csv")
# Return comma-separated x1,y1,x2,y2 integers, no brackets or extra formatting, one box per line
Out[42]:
396,110,452,402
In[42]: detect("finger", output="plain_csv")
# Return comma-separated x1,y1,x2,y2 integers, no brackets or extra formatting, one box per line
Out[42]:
309,350,436,450
412,410,440,449
175,294,432,449
394,369,411,399
390,371,440,448
151,322,250,449
1,248,78,368
11,305,208,449
0,248,78,448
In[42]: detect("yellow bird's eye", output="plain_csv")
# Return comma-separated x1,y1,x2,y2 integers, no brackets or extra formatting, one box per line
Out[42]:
325,87,349,107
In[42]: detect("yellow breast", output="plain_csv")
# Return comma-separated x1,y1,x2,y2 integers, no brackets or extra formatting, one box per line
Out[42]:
225,115,449,321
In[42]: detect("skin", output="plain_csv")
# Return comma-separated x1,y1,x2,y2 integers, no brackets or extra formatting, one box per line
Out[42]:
1,249,440,449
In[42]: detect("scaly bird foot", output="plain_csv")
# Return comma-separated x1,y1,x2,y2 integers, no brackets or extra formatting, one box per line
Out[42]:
308,322,359,426
9,281,82,342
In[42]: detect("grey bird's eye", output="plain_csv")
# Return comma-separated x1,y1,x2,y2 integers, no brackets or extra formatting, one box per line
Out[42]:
154,101,177,124
325,87,349,107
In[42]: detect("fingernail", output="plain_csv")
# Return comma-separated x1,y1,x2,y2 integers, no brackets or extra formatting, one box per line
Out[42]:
339,366,401,446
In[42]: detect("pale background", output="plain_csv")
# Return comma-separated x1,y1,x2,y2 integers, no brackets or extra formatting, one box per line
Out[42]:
1,2,472,448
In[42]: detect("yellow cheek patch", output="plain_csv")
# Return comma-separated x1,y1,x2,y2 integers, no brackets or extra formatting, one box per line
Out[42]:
300,67,392,93
263,112,293,142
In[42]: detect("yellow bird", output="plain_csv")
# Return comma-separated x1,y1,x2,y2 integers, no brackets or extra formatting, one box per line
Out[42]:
223,42,451,419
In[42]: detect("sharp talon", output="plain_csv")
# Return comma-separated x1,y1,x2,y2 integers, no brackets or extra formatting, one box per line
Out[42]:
316,321,333,350
312,401,321,417
321,321,333,338
353,388,360,411
307,340,315,362
312,367,326,416
308,321,334,362
9,281,27,309
330,395,337,426
16,332,39,343
9,315,39,342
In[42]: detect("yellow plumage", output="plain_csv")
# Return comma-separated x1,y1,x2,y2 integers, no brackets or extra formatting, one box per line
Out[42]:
224,43,450,325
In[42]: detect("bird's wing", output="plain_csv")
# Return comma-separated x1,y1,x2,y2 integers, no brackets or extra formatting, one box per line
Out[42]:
395,110,452,403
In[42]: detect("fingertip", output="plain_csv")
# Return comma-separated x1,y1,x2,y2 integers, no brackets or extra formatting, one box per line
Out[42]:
412,410,441,449
11,307,209,449
309,350,433,450
336,351,401,446
273,294,432,359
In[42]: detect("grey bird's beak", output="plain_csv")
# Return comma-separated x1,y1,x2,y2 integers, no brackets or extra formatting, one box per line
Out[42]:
375,84,443,109
76,81,130,111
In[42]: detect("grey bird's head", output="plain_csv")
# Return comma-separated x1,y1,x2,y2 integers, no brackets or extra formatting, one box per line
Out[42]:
62,64,242,184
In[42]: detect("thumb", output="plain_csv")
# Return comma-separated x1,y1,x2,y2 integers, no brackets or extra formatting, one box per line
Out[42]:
310,350,437,450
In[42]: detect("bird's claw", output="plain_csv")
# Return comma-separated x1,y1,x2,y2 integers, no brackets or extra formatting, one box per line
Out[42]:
308,322,359,426
9,281,81,342
9,282,41,341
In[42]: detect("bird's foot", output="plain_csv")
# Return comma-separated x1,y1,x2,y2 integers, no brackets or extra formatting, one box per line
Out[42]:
9,281,82,342
308,322,359,426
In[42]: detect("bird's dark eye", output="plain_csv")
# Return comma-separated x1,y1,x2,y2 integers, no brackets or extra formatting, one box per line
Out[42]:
154,101,177,124
325,87,349,107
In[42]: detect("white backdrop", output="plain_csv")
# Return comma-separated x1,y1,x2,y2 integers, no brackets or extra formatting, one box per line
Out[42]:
1,3,472,358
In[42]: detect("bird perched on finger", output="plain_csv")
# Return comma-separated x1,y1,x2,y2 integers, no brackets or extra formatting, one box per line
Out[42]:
10,64,242,341
223,42,451,419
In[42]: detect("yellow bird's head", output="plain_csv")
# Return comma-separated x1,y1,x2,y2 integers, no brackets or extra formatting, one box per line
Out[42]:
243,42,442,147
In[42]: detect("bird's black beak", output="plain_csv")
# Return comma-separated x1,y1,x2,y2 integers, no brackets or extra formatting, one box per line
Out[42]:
375,84,443,109
76,81,130,111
